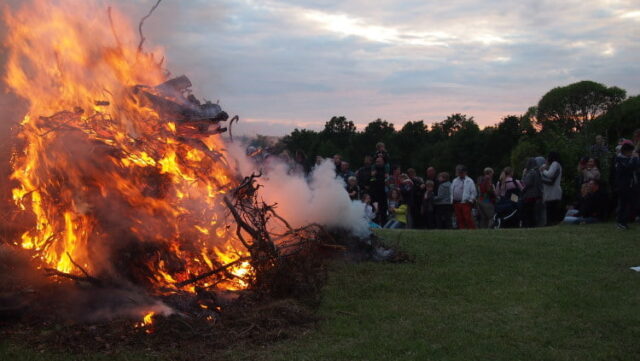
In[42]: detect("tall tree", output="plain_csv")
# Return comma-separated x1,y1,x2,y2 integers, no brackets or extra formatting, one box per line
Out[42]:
321,116,356,137
431,113,476,138
590,95,640,142
320,116,356,157
536,80,626,135
362,119,395,141
281,128,319,158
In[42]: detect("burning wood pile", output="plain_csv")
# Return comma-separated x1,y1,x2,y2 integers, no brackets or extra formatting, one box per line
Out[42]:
0,0,409,353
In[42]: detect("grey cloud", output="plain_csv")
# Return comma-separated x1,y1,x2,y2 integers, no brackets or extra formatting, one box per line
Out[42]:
3,0,638,136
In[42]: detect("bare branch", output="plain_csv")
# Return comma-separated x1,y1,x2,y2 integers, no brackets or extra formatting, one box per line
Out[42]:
137,0,163,55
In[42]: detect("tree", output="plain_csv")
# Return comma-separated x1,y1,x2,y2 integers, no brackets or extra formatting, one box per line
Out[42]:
536,80,626,135
396,121,429,169
281,128,319,159
321,116,356,137
362,119,395,142
320,116,356,157
589,95,640,142
431,113,476,138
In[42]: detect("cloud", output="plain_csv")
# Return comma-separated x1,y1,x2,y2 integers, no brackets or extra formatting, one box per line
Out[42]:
3,0,639,136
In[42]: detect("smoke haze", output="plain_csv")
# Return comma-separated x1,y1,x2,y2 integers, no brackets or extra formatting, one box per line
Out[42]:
227,142,371,237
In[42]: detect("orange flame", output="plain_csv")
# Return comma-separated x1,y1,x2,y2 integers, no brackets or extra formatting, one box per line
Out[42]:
143,311,155,326
4,0,252,291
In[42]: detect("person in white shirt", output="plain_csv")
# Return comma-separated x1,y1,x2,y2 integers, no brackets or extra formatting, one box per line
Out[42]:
450,165,478,229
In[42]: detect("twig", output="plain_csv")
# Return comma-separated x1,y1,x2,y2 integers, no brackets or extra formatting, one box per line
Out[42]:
223,196,261,246
137,0,163,55
228,115,239,142
266,205,293,232
175,257,249,288
65,252,96,281
44,268,101,286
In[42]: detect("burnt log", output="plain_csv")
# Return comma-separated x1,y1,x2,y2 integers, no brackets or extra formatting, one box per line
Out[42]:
155,75,192,97
132,75,230,134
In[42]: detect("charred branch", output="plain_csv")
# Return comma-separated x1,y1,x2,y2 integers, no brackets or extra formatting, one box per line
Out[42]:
137,0,163,55
44,268,102,287
174,257,250,288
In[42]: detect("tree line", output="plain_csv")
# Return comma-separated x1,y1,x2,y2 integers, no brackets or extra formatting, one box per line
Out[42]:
265,80,639,202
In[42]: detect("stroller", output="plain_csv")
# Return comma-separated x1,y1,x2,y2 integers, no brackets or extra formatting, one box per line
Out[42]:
492,180,523,229
492,199,520,228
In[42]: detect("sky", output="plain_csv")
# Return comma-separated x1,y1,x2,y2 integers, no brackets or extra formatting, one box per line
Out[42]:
6,0,640,136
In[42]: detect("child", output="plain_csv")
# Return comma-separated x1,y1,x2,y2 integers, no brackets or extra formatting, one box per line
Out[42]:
384,190,407,229
362,194,381,228
346,176,360,201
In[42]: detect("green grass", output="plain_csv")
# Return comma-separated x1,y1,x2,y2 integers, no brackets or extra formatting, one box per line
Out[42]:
4,224,640,360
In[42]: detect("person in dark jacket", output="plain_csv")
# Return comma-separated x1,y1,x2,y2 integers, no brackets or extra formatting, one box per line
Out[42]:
433,172,453,229
373,142,390,166
563,180,608,224
356,156,373,196
338,161,355,184
408,168,425,228
425,167,440,196
370,156,389,225
421,180,437,229
333,154,342,174
615,143,640,229
521,158,543,227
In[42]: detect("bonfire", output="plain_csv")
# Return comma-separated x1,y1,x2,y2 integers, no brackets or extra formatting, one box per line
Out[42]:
0,0,406,351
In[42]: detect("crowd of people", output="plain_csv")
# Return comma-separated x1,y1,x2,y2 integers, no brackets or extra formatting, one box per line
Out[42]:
327,131,640,231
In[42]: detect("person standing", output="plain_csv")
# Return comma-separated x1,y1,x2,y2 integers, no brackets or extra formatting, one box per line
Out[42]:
541,152,563,226
338,161,355,184
408,168,425,228
521,158,543,227
399,175,415,228
589,135,610,161
390,165,402,190
425,167,440,195
496,167,522,200
450,165,477,229
421,180,437,229
332,154,342,174
356,156,373,196
370,156,389,225
477,167,496,228
614,143,640,230
433,172,453,229
373,142,390,165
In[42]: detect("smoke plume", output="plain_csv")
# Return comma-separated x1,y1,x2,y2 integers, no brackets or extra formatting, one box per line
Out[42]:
227,143,371,238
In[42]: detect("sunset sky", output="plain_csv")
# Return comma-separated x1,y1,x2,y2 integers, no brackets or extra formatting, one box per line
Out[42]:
78,0,640,135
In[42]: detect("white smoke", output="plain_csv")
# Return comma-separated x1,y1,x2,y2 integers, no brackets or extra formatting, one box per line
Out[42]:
226,143,371,238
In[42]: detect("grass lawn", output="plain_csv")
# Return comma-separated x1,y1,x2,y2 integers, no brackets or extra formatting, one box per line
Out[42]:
3,224,640,360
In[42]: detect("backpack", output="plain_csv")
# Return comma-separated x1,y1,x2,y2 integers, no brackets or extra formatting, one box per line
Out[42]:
499,179,522,202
